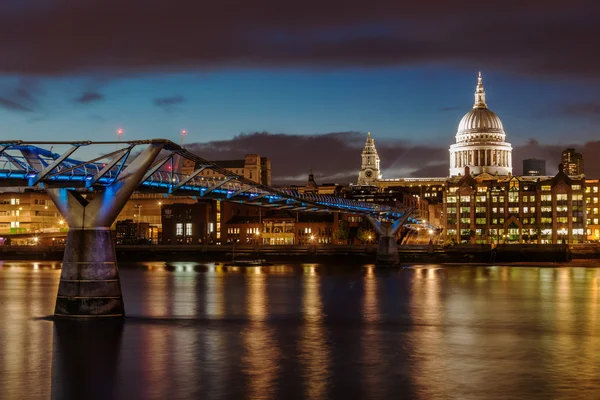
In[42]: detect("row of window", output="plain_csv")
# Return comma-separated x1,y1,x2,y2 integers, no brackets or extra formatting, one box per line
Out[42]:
450,216,584,225
448,193,585,203
447,228,586,236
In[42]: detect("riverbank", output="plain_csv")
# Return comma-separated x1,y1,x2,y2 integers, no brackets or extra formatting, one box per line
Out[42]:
1,243,599,263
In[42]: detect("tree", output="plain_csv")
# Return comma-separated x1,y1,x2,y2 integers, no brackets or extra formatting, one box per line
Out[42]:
357,227,376,244
333,220,350,244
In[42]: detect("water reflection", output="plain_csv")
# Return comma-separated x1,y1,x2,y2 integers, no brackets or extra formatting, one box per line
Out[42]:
242,270,280,400
1,262,600,399
0,263,56,400
360,265,385,398
299,265,330,399
51,320,123,400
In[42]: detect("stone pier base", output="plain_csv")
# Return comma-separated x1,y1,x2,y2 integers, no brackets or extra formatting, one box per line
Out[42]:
54,229,124,319
376,236,400,265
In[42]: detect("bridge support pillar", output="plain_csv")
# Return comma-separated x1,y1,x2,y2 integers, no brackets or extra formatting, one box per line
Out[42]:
367,212,412,266
376,235,400,265
46,143,165,319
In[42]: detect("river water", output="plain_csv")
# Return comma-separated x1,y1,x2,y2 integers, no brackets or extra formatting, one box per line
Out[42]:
1,261,599,400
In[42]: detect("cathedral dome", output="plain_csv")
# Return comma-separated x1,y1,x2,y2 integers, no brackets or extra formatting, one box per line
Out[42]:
455,72,506,144
449,72,512,177
458,108,504,133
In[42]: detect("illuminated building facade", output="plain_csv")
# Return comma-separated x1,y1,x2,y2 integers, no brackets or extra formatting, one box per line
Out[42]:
449,73,512,177
586,179,600,242
182,154,272,186
444,165,586,244
0,191,62,234
161,202,213,245
357,132,382,186
562,148,584,176
375,177,446,228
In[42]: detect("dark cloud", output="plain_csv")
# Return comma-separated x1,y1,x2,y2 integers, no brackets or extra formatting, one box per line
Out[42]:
185,132,600,184
74,91,104,104
554,102,600,119
154,95,186,110
0,78,40,112
0,1,597,78
0,96,33,112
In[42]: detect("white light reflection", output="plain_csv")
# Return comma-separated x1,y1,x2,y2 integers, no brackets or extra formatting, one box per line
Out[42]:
242,270,280,399
410,267,448,398
299,265,330,399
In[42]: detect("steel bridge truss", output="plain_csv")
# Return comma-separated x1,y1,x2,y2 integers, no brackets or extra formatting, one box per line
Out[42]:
0,139,415,221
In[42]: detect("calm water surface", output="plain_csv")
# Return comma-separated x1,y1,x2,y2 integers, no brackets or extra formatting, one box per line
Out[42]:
1,261,600,400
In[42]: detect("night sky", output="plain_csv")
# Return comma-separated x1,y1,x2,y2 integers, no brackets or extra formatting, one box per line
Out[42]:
1,0,599,183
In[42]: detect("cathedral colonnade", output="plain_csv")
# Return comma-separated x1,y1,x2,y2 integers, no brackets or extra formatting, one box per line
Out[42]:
451,148,513,169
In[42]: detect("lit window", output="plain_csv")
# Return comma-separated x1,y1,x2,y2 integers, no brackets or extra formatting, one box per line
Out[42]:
176,223,183,236
542,185,551,191
185,223,192,236
556,194,567,201
572,185,581,191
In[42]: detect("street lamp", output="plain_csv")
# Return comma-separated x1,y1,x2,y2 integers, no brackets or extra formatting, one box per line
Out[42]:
310,234,315,245
368,234,372,245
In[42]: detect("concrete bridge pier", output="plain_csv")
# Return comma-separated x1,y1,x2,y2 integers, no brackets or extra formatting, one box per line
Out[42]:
367,212,412,266
45,143,165,319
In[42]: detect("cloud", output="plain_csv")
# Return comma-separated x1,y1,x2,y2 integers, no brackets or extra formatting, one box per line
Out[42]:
554,102,600,119
0,78,40,112
184,132,600,184
439,106,462,112
153,95,186,110
74,91,104,104
0,1,597,79
0,96,33,112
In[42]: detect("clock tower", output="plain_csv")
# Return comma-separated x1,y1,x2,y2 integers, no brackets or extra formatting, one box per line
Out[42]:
357,132,382,186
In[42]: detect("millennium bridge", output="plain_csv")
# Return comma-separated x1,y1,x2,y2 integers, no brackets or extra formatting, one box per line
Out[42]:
0,139,422,319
